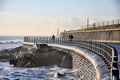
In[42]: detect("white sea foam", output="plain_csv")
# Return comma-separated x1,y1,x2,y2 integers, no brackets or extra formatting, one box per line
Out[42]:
0,62,79,80
0,39,23,44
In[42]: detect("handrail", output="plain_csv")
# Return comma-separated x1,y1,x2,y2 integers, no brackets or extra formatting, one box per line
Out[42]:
23,36,119,80
66,19,120,31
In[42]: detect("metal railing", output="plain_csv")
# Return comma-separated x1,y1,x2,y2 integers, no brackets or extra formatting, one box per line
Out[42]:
88,19,120,28
24,36,119,80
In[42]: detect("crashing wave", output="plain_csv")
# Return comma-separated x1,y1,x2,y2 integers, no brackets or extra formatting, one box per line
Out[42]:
0,40,23,44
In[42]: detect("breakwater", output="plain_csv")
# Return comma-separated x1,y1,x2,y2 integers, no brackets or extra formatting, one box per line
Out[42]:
61,28,120,43
21,43,98,80
49,44,101,80
23,36,119,80
61,19,120,43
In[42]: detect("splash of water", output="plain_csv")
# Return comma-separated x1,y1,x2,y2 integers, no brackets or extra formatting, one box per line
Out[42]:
0,62,80,80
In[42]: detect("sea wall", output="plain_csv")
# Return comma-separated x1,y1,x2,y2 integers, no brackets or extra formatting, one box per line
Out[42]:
49,44,110,80
61,29,120,43
17,43,110,80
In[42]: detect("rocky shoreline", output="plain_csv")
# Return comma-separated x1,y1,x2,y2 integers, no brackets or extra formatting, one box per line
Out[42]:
0,44,72,68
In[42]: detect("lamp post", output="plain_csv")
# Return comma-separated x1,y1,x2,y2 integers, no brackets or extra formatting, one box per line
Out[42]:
87,18,89,28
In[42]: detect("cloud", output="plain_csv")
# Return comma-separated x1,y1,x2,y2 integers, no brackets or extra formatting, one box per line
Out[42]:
0,12,83,35
0,11,120,36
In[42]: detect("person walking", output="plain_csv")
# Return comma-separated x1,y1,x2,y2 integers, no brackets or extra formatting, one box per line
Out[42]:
68,34,74,41
52,35,55,42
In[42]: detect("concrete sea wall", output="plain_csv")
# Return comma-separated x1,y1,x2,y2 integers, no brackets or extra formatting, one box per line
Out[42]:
22,43,111,80
61,29,120,43
49,44,110,80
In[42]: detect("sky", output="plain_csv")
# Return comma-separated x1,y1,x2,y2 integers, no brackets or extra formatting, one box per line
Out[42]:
0,0,120,36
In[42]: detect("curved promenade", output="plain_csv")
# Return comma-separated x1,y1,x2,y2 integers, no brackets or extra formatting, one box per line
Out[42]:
48,44,109,80
23,37,119,80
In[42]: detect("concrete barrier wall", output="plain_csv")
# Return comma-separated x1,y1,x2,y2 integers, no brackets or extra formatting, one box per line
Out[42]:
71,52,96,80
49,44,110,80
24,43,98,79
61,29,120,43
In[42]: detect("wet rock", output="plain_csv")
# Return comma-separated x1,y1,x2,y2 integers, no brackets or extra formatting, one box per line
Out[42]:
9,44,72,68
0,45,36,62
36,44,48,49
54,72,66,77
10,59,17,66
1,44,72,68
0,50,14,61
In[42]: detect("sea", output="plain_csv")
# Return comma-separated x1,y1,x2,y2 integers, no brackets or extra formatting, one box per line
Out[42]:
0,36,79,80
0,36,23,51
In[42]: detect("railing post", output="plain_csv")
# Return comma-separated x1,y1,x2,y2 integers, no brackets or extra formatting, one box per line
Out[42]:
31,36,33,43
29,36,31,42
107,21,109,26
118,19,120,24
30,36,31,43
28,36,30,42
112,48,119,80
57,37,58,44
40,37,41,43
47,37,48,43
36,37,38,43
34,36,35,44
42,37,43,43
112,20,114,25
38,37,39,43
27,36,28,42
26,36,27,42
62,38,64,44
25,37,27,42
24,36,25,42
41,37,43,43
103,22,104,26
57,37,59,44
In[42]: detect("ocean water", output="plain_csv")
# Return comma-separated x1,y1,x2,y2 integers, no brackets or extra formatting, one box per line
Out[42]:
0,36,23,51
0,62,79,80
0,36,79,80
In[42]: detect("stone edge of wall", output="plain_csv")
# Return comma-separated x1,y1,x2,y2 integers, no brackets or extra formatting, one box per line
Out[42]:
63,28,120,33
22,42,110,80
22,42,38,49
48,44,110,80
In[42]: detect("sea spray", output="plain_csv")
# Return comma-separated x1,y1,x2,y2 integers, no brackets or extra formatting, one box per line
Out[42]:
0,62,80,80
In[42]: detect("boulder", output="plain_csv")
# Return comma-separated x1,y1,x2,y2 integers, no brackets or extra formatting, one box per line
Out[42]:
8,44,72,68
